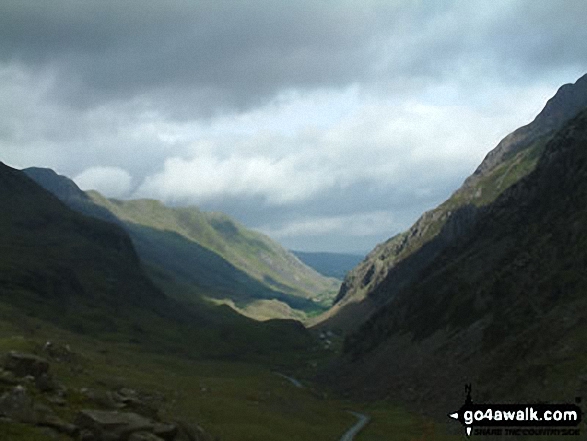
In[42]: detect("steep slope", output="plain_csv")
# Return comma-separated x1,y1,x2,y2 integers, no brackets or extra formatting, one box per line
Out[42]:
328,108,587,418
0,162,165,327
319,73,587,331
23,169,338,318
0,162,315,358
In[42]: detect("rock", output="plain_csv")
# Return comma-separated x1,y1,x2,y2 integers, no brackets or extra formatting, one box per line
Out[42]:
4,352,49,378
35,373,58,392
0,368,19,386
38,412,79,437
0,385,37,423
129,432,165,441
175,421,213,441
79,429,97,441
153,422,178,441
75,409,156,441
81,388,125,410
43,341,74,362
113,388,161,418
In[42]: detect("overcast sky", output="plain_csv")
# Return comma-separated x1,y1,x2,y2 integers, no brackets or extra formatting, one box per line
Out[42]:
2,1,587,253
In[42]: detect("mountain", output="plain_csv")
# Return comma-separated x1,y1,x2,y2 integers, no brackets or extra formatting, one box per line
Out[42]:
318,73,587,332
291,251,365,280
323,95,587,417
0,162,315,358
0,162,165,329
24,169,339,320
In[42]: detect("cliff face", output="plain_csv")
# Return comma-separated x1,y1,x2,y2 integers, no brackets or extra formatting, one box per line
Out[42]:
318,73,587,332
326,106,587,419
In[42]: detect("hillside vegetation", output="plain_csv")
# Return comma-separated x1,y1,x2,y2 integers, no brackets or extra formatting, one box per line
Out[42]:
23,169,339,321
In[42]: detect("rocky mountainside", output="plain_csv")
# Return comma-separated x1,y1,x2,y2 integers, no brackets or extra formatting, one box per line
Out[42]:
24,168,338,319
0,162,165,323
317,73,587,332
0,162,316,359
326,107,587,418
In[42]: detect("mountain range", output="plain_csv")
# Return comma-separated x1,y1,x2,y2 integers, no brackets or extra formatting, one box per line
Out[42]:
320,73,587,419
22,168,339,321
318,73,587,334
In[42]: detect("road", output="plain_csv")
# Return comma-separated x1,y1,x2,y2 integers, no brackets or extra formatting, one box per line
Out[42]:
275,372,370,440
274,372,304,388
339,411,370,441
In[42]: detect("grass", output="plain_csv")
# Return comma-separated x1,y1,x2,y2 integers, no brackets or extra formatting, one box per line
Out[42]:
0,301,467,441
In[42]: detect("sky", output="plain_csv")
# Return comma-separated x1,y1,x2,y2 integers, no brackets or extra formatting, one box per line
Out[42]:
2,1,587,253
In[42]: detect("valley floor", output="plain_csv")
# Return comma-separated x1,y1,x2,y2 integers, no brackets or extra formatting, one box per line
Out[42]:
0,305,462,441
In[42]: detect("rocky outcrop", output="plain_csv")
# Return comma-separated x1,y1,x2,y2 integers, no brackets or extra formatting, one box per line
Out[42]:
3,351,49,378
0,349,212,441
332,108,587,417
320,73,587,333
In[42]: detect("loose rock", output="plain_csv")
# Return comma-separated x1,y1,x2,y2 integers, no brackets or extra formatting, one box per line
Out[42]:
4,352,49,378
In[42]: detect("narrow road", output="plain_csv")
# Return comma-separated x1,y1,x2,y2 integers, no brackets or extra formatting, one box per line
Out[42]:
275,372,370,440
339,411,370,441
274,372,304,388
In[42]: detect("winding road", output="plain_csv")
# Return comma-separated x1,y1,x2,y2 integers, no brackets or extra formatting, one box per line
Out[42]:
339,411,370,441
274,372,370,441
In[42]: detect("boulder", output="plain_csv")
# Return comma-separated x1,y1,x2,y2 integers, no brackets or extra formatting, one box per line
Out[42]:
153,422,178,441
0,368,19,386
75,409,156,441
4,352,49,378
129,432,165,441
174,421,213,441
0,385,37,423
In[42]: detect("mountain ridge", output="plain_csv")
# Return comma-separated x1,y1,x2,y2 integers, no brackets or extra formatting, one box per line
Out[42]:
323,100,587,420
24,168,339,320
316,73,587,332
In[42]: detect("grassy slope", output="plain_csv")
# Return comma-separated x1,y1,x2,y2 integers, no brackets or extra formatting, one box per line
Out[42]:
0,303,462,441
87,192,338,303
22,167,339,320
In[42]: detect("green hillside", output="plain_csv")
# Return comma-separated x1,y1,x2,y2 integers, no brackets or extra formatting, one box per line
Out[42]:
23,170,339,320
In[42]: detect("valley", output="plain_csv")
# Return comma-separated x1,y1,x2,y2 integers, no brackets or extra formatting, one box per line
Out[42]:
2,64,587,441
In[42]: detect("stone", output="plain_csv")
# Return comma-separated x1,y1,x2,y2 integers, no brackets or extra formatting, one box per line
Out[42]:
153,422,178,441
0,385,37,423
129,432,165,441
75,409,155,441
0,368,19,386
38,412,79,436
4,352,49,378
35,373,58,392
174,421,213,441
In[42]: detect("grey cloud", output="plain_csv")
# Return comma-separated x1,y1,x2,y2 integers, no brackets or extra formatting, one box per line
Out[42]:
2,1,587,117
0,1,403,116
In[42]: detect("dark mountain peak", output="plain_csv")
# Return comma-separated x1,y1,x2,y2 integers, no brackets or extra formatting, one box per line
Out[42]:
468,73,587,182
23,167,89,203
322,73,587,334
532,72,587,129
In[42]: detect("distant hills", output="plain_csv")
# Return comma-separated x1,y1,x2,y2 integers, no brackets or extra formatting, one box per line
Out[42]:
291,251,364,280
321,74,587,416
24,168,339,321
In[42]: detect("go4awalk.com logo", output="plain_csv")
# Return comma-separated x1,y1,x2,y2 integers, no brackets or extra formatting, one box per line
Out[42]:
448,385,583,437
